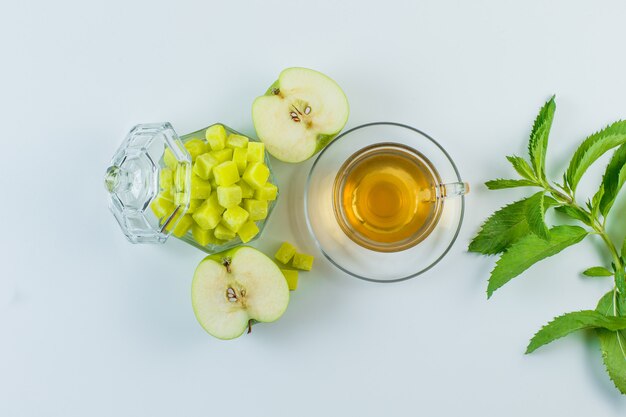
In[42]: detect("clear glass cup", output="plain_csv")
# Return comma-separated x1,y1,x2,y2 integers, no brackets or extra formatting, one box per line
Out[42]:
305,122,468,282
104,122,278,253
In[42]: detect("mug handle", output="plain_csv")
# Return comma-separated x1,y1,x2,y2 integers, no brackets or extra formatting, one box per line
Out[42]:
439,182,470,199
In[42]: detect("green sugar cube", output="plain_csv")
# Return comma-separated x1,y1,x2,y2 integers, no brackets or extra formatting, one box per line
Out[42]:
209,177,218,189
247,142,265,163
192,195,224,230
172,214,194,238
238,181,254,198
214,223,236,241
213,161,240,186
232,147,248,174
205,124,227,151
150,195,175,219
242,162,269,189
193,153,219,180
187,199,203,214
274,242,297,264
190,174,212,200
254,182,278,201
221,205,249,233
281,269,298,291
159,168,174,190
237,221,259,243
184,138,208,161
292,253,314,271
243,199,268,221
217,185,242,208
212,148,233,163
226,134,249,149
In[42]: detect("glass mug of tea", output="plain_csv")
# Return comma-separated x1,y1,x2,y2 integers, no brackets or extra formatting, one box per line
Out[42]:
305,123,468,282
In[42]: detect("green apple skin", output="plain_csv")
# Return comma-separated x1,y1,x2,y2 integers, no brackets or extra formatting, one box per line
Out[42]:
253,67,350,163
191,246,289,340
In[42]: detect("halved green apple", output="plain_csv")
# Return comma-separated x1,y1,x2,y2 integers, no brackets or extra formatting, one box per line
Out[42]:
191,246,289,340
252,67,349,163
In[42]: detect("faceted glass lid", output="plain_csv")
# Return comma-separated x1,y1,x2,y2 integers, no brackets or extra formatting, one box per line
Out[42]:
105,123,191,243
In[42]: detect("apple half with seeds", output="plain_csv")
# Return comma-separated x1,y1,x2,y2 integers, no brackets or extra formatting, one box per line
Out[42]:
191,246,289,340
252,67,349,163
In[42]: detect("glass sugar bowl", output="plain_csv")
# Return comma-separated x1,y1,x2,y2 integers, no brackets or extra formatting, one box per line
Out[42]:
104,122,278,253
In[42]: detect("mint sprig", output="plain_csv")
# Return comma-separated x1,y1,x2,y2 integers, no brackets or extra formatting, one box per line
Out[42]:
470,97,626,395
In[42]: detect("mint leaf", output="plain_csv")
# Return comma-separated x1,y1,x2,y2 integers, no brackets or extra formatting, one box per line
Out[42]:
487,225,587,297
583,267,613,277
528,96,556,181
590,185,605,220
554,205,592,226
506,156,537,181
526,310,626,354
596,291,626,395
599,144,626,217
469,196,555,255
565,120,626,191
485,179,539,190
525,191,550,240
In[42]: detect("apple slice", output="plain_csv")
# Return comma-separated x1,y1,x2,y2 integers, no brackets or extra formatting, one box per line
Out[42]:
191,246,289,340
252,67,349,163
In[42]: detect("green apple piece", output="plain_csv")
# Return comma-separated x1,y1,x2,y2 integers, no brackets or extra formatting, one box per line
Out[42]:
232,148,248,174
242,162,269,189
159,168,174,190
150,195,175,219
214,223,237,241
190,174,212,200
184,139,208,161
226,134,249,149
222,206,249,232
193,193,225,230
212,148,233,163
193,153,219,180
191,246,290,340
254,182,278,201
274,242,297,264
205,124,227,151
247,142,265,162
281,269,298,291
252,67,349,163
174,192,187,206
243,199,268,221
187,199,203,214
292,252,314,271
238,181,254,198
213,161,240,186
192,224,212,246
172,214,194,238
237,221,260,243
163,148,178,169
217,185,243,208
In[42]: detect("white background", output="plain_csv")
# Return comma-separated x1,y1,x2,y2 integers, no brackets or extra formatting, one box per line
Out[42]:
2,0,626,415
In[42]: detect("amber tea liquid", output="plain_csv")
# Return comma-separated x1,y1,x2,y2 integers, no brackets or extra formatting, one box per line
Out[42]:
333,143,442,252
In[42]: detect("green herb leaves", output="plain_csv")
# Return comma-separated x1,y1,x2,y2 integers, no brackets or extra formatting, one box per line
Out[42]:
470,96,626,395
599,144,626,217
469,196,554,255
528,96,555,181
488,226,587,297
596,292,626,394
565,121,626,192
526,310,626,354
